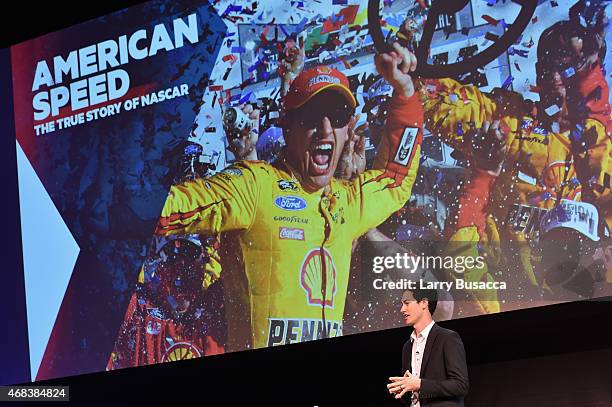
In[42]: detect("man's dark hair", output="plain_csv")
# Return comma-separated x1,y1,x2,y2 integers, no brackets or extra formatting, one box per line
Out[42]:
406,287,438,316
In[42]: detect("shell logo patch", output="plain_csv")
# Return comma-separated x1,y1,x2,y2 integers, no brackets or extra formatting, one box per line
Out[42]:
300,248,337,308
161,342,202,362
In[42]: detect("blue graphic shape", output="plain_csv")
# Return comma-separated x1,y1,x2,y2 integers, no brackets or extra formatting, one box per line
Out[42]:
16,2,228,380
16,141,80,381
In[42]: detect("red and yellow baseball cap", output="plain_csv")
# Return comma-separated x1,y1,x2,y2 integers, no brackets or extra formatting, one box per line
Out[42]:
283,66,357,111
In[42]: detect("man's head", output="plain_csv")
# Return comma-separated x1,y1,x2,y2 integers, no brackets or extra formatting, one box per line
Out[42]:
400,288,437,327
536,9,607,124
281,66,356,191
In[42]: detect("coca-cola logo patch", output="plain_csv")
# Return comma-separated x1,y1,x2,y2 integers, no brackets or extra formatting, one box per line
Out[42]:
279,227,305,241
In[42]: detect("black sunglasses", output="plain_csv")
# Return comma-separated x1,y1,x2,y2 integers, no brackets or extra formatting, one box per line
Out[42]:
292,93,354,129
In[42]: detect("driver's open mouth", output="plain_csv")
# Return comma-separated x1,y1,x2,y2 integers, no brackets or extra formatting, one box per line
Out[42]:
310,141,334,174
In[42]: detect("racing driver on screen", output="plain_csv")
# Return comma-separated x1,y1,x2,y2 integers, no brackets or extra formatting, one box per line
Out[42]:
154,41,424,350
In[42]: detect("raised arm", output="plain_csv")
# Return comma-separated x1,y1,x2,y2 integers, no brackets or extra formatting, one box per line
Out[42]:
155,162,260,236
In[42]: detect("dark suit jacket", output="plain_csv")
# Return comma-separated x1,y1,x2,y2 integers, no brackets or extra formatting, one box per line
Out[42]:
401,323,468,406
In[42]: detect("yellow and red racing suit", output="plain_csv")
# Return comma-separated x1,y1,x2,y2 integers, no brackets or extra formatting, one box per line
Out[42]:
106,292,225,369
423,76,612,314
155,94,423,350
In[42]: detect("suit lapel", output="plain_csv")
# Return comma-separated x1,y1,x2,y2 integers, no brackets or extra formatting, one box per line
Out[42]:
405,338,413,374
420,324,439,377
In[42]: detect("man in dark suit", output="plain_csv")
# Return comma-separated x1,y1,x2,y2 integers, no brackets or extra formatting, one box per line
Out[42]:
387,288,468,406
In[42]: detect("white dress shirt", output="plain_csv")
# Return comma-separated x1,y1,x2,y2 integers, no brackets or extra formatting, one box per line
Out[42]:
409,321,435,407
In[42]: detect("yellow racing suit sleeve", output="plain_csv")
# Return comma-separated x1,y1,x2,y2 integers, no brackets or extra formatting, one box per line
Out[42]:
154,162,259,236
423,78,499,151
347,92,423,238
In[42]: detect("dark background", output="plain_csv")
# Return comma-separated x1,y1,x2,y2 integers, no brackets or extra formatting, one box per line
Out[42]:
3,1,612,405
37,300,612,405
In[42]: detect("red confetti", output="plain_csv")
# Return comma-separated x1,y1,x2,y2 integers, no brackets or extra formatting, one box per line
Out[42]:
321,5,359,34
482,14,499,26
339,57,352,70
485,32,499,42
222,54,238,64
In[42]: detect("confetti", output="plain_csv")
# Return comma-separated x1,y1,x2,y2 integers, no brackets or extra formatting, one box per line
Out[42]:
240,92,253,104
321,5,359,34
545,104,561,116
481,14,499,26
231,46,246,53
222,67,232,81
248,59,262,73
456,122,464,136
279,24,290,38
562,66,575,79
508,47,529,58
221,4,243,16
501,75,514,89
485,32,499,42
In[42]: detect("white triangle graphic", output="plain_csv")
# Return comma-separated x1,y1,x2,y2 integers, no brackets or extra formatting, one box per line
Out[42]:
15,140,80,381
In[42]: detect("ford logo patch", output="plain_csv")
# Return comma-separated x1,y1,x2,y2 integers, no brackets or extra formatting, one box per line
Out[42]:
274,196,307,211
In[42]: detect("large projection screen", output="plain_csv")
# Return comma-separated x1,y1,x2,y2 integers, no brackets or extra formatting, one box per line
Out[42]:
6,0,611,382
